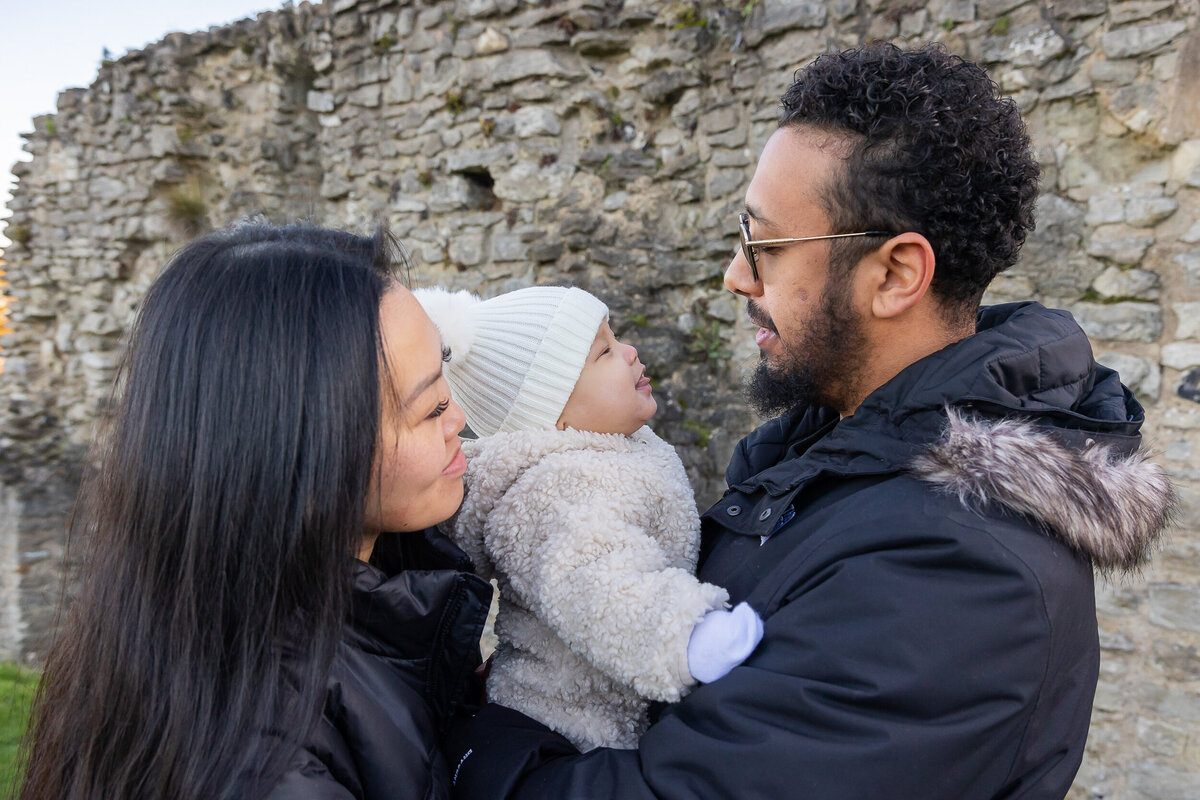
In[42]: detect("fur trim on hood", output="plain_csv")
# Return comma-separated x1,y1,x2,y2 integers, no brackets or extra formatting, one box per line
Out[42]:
911,408,1175,572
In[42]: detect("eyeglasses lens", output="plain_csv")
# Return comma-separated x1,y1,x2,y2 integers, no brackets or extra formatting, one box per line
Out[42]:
738,214,759,282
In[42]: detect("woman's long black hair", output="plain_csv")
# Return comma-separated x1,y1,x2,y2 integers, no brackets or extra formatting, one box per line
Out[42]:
19,223,401,799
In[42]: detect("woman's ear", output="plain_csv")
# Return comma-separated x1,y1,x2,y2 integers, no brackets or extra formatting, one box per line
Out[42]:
867,232,936,320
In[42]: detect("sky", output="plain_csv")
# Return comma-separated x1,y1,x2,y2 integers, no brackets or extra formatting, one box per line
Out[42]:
0,0,286,247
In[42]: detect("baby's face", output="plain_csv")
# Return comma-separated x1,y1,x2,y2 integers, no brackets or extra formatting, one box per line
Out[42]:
557,321,658,435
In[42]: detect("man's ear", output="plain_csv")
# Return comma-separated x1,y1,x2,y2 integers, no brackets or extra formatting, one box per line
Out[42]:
865,233,936,320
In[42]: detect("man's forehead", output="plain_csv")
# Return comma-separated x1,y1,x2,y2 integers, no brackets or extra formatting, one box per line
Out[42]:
745,128,839,223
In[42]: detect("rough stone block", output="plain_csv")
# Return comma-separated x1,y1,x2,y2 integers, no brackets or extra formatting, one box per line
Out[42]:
1090,58,1141,85
458,0,501,19
743,0,827,47
1086,192,1127,225
1163,343,1200,370
1138,718,1188,759
1181,221,1200,245
980,25,1066,67
1112,1,1177,26
1127,762,1200,800
1102,21,1188,60
711,148,751,168
936,0,976,24
489,233,528,262
1087,225,1155,264
1153,640,1200,682
445,145,513,173
88,176,127,203
1070,301,1162,343
1126,196,1177,227
708,169,745,199
448,233,485,267
1150,584,1200,633
511,106,560,138
641,69,702,106
1092,266,1160,300
306,90,335,112
469,50,584,89
347,84,381,108
1177,253,1200,291
1174,303,1200,340
493,161,574,202
1049,0,1107,18
475,27,509,55
700,106,738,135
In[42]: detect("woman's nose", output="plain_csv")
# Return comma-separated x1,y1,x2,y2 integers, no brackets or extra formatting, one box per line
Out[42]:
445,398,466,438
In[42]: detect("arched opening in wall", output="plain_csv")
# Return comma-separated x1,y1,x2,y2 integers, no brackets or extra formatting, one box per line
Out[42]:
461,169,499,211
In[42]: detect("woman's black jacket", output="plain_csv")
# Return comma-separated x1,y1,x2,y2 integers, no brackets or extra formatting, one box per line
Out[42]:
268,531,493,799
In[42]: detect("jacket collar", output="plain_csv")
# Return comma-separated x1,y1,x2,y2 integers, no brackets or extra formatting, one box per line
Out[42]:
714,302,1174,570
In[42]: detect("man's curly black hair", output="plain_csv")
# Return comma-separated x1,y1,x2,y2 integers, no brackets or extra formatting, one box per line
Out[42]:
780,42,1039,320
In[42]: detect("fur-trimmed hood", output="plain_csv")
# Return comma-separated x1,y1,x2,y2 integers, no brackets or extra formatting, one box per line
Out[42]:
911,408,1174,571
723,302,1175,572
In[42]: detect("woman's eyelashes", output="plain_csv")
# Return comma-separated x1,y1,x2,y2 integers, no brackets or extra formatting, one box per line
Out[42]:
429,399,450,419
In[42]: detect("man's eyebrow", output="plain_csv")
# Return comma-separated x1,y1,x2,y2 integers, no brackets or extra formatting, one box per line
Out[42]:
744,202,780,232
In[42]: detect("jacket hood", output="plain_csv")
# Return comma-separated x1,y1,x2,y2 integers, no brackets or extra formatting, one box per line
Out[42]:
911,408,1173,571
725,302,1175,571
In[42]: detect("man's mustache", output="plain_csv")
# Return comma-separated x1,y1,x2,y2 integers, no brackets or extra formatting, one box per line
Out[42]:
747,300,777,334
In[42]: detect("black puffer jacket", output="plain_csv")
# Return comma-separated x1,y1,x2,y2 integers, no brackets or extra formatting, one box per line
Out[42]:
269,531,493,800
448,303,1174,800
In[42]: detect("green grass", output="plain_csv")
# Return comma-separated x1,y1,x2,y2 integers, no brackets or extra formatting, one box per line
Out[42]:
0,663,38,793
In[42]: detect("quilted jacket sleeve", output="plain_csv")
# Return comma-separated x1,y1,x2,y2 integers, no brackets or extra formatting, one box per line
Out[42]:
489,452,728,701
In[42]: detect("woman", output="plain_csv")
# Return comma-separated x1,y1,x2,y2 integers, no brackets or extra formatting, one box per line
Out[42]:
18,223,493,799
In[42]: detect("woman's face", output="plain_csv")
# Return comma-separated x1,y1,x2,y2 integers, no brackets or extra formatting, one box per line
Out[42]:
363,287,467,544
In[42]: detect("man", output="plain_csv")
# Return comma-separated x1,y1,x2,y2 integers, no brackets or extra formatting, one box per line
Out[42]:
447,42,1174,799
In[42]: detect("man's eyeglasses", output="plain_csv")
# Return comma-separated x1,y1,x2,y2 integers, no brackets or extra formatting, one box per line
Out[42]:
738,213,893,283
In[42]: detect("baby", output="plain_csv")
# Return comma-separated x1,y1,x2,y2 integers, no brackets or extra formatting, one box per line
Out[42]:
414,285,762,752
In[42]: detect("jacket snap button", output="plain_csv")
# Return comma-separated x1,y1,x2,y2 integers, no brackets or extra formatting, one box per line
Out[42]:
758,508,772,521
727,505,742,516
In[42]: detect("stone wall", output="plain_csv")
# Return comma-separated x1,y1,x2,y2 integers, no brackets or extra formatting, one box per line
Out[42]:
1,0,1197,796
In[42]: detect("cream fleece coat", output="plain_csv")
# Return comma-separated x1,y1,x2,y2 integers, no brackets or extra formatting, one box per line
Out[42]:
443,425,729,751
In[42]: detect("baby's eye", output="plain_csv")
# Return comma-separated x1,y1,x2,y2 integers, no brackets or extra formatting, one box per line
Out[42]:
599,346,611,358
442,346,452,363
429,399,450,419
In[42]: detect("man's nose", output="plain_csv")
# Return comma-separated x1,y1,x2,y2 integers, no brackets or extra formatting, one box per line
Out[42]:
724,248,757,297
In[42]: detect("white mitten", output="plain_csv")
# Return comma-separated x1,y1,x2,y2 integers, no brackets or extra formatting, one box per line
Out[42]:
686,602,764,684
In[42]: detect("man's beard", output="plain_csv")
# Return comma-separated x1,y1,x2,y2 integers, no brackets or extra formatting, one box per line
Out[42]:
745,278,866,417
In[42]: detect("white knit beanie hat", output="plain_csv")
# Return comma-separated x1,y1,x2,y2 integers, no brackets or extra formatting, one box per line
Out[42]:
413,286,609,436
